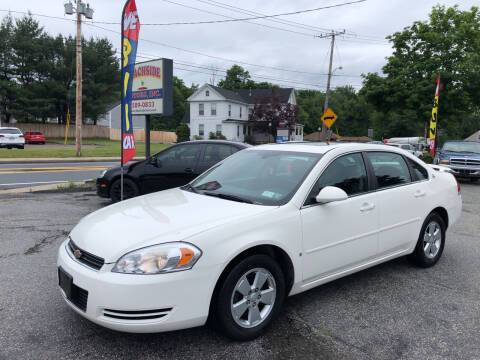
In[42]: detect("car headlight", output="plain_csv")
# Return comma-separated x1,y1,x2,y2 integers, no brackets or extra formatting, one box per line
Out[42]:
112,242,202,274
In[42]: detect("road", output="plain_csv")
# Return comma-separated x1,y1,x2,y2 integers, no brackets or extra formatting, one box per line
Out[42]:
0,183,479,359
0,162,118,190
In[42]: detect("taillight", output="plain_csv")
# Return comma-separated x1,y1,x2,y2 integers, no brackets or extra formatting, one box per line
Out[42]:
0,134,4,137
19,135,24,138
452,174,460,194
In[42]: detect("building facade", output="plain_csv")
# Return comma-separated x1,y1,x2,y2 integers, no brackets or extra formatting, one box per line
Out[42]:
187,84,303,143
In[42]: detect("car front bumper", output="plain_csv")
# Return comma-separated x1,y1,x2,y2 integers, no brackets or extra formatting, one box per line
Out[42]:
96,179,110,198
57,240,220,333
442,165,480,178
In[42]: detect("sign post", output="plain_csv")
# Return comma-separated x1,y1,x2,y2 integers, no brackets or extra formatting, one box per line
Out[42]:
120,0,140,200
321,108,338,142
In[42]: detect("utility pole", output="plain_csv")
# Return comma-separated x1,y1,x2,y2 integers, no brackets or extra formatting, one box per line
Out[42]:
65,1,94,156
316,30,345,140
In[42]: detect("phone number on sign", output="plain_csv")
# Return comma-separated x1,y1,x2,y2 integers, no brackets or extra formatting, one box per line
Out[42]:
132,101,155,108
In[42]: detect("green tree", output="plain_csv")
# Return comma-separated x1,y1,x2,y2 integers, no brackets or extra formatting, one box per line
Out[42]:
82,37,120,124
217,64,278,90
151,77,197,131
0,14,15,124
361,5,480,140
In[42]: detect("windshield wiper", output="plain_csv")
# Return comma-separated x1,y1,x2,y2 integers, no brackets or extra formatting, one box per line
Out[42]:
181,183,199,193
203,192,253,204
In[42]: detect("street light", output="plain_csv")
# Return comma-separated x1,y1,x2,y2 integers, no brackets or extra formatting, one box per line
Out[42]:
64,1,94,157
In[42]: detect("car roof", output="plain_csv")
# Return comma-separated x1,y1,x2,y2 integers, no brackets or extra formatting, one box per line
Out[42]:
250,142,405,154
0,127,21,130
179,140,251,148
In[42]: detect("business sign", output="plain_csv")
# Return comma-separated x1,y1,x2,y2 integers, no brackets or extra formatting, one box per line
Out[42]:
429,76,440,156
276,128,289,143
131,58,173,116
121,0,140,165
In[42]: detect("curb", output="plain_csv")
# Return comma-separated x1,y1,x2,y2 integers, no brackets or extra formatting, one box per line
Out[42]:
0,181,93,195
0,157,145,164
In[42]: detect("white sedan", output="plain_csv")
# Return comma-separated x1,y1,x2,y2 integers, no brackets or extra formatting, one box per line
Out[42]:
57,143,462,340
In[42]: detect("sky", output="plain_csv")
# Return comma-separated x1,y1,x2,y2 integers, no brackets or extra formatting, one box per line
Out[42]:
1,0,478,91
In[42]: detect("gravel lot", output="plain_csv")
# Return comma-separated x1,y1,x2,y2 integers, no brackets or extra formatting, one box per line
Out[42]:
0,183,479,360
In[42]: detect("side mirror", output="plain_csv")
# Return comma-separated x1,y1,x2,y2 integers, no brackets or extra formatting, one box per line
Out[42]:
315,186,348,204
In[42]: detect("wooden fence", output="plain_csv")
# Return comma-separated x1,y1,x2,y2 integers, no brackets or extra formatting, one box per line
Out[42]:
109,128,177,142
11,123,177,142
14,123,109,138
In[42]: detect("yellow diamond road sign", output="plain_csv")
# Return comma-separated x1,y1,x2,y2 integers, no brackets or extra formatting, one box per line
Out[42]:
321,108,338,129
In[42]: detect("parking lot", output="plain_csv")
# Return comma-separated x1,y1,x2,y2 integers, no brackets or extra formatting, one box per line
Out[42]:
0,183,479,360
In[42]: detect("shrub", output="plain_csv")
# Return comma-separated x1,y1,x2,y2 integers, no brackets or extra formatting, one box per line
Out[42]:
175,123,190,143
208,132,227,140
244,135,255,145
193,135,203,140
422,152,433,163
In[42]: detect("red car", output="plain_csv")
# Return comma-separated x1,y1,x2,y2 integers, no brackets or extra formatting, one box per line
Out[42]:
24,131,46,144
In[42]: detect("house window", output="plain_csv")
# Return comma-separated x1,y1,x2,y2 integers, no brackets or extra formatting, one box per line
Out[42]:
248,107,253,117
216,124,222,136
228,104,231,117
199,124,204,136
211,103,216,116
199,103,204,116
243,125,246,135
239,106,242,118
206,90,209,97
237,125,240,137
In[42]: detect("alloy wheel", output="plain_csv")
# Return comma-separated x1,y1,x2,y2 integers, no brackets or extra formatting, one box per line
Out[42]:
423,221,442,259
230,267,276,328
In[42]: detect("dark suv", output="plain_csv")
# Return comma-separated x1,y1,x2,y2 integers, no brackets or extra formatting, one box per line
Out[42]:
434,140,480,181
97,140,251,201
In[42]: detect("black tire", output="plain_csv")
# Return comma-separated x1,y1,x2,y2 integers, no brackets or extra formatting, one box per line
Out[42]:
469,178,479,183
19,145,24,149
213,254,285,341
109,178,139,202
408,213,446,268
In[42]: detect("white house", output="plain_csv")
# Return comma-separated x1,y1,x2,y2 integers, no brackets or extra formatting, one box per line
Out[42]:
186,84,303,143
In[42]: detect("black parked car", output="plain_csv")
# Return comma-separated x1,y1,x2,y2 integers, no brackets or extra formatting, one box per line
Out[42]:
97,140,251,202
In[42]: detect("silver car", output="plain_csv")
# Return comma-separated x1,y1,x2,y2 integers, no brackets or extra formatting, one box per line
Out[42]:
0,127,25,149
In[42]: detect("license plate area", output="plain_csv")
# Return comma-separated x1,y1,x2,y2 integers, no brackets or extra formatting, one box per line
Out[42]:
58,266,73,299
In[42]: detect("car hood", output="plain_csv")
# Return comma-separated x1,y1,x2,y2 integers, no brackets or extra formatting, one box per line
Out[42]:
441,151,480,159
70,188,272,263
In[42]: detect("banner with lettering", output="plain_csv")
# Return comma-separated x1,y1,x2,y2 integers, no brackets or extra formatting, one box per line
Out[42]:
429,76,440,156
121,0,140,164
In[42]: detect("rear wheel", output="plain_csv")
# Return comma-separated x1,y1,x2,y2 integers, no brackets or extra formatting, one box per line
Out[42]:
213,254,285,341
18,145,24,149
109,178,139,202
408,213,446,267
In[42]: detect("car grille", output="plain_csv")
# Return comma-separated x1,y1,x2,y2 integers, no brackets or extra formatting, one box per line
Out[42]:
68,239,105,270
102,308,173,321
450,158,480,167
71,284,89,312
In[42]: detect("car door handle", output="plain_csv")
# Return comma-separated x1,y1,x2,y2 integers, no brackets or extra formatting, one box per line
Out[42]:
414,190,426,198
360,203,375,212
184,168,193,173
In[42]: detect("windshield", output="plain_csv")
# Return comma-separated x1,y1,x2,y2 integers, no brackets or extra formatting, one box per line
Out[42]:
0,128,21,134
188,150,322,206
442,142,480,154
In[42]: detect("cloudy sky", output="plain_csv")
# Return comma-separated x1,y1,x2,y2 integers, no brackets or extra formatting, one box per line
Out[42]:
1,0,478,90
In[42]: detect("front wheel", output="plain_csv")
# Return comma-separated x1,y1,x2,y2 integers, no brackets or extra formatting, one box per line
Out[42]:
213,254,285,341
408,213,446,267
109,178,139,202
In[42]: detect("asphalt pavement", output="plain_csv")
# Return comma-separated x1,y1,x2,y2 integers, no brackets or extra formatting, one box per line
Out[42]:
0,162,118,190
0,183,479,359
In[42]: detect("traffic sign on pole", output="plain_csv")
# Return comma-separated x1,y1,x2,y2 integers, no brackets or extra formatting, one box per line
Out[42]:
321,108,338,129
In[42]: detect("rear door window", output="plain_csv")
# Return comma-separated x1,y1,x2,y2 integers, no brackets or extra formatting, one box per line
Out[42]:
366,152,411,189
406,158,429,181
